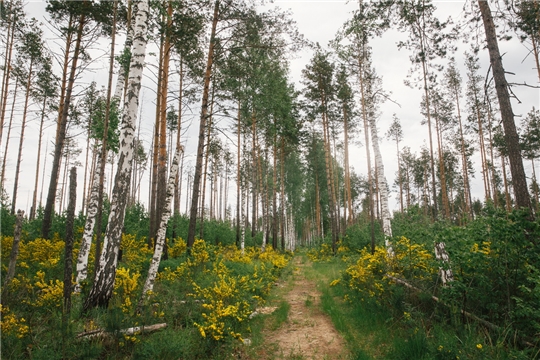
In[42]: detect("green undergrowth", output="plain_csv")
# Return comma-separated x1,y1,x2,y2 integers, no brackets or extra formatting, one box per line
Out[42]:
1,233,293,359
306,213,540,360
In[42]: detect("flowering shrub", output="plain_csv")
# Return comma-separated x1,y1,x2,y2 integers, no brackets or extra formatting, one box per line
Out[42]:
32,270,64,308
340,238,435,301
157,262,189,282
113,267,141,313
19,236,65,269
0,305,29,339
307,243,333,262
391,236,436,282
220,244,255,264
258,247,289,269
191,239,210,264
169,237,187,258
192,260,251,341
343,246,388,299
121,234,153,271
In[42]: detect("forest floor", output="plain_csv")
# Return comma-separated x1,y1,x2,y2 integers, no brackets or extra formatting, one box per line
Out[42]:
250,256,350,360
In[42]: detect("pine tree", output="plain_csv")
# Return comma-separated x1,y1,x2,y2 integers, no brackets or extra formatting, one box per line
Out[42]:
478,0,531,211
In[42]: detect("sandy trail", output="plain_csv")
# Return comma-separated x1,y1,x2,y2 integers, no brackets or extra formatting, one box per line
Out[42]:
258,257,349,360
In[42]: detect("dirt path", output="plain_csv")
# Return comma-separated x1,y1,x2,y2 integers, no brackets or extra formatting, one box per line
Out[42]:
257,257,349,360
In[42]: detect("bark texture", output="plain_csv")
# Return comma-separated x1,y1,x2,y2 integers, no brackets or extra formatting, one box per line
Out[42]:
63,167,77,315
139,145,182,307
84,0,149,310
478,0,531,211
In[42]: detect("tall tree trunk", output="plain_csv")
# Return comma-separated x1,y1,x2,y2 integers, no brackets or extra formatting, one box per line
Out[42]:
138,145,181,308
502,154,512,211
0,78,18,191
257,140,268,251
532,159,539,212
343,104,354,223
63,167,77,316
368,111,394,256
486,108,499,207
478,0,531,211
0,6,15,147
280,138,285,251
454,85,471,219
187,0,219,249
251,112,257,238
200,84,215,238
93,0,119,271
315,172,321,238
319,81,338,253
272,132,278,250
11,61,32,214
420,58,438,220
358,52,375,254
156,0,172,246
470,81,492,203
395,139,403,213
174,59,184,216
434,101,450,219
236,101,241,246
83,0,149,310
149,33,164,247
30,95,48,220
42,11,85,239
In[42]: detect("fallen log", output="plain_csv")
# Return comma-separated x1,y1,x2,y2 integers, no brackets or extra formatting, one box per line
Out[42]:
77,323,167,339
385,275,536,348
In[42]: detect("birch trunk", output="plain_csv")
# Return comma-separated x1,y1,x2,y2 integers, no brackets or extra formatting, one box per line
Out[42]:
434,241,454,286
77,1,124,289
368,115,394,256
83,0,149,310
358,53,376,255
138,145,181,307
75,169,100,291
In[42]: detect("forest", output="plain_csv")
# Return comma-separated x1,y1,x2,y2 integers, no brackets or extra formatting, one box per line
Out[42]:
1,0,539,359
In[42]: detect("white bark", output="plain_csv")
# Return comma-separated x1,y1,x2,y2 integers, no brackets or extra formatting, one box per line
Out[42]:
434,242,454,286
112,3,135,103
139,145,182,304
77,323,167,339
75,170,100,291
76,5,137,291
368,116,394,257
84,0,149,309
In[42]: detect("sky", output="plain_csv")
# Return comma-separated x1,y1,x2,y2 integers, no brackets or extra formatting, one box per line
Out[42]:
2,0,539,217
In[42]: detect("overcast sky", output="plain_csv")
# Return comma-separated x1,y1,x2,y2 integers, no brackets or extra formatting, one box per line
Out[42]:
4,0,539,216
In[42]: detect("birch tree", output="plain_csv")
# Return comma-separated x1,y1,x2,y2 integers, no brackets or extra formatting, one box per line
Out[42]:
138,145,182,308
84,0,150,310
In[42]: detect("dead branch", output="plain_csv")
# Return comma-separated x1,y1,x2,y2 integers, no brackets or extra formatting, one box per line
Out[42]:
385,275,536,348
76,323,167,339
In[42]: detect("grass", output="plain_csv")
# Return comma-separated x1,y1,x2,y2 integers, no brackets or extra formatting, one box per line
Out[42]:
271,300,290,330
